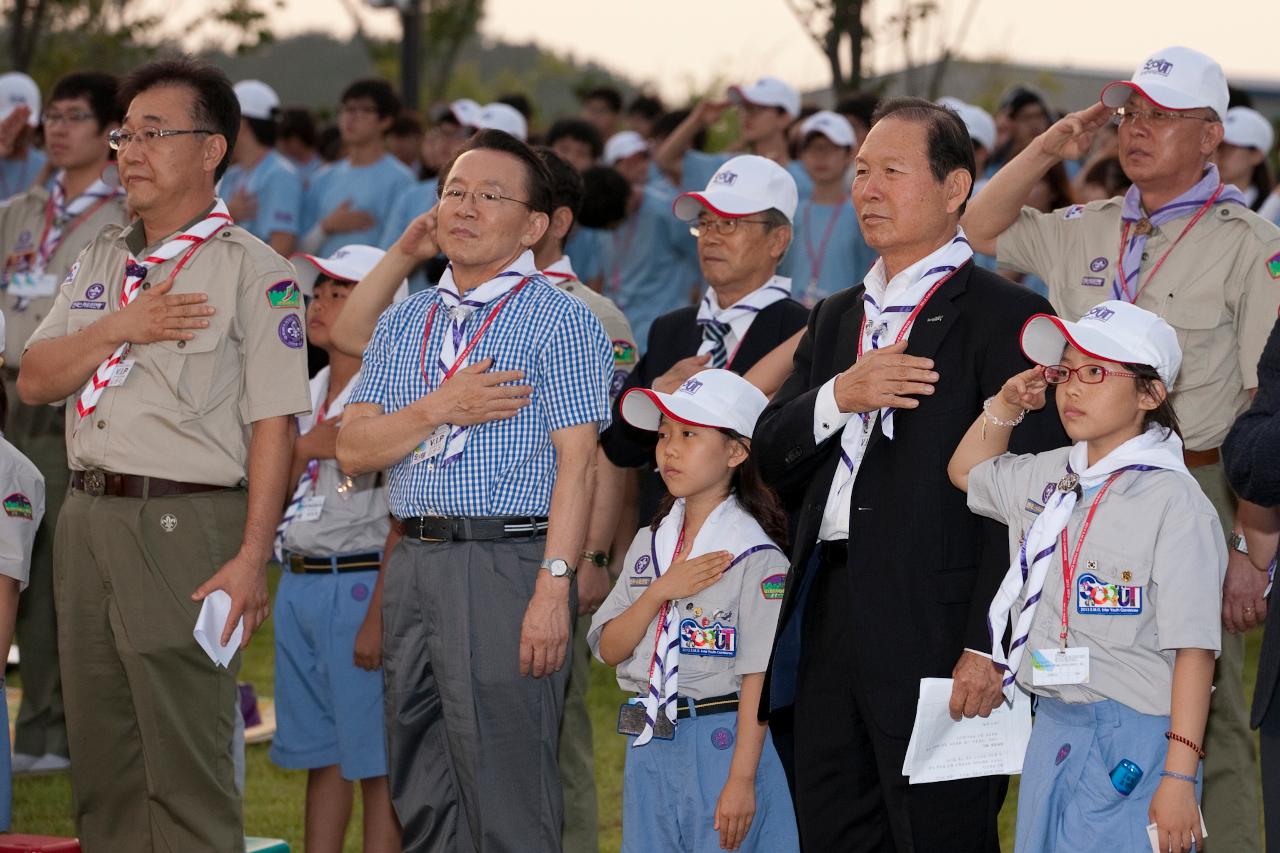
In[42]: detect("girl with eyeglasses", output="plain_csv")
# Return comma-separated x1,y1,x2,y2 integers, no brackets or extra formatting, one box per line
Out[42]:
947,300,1225,853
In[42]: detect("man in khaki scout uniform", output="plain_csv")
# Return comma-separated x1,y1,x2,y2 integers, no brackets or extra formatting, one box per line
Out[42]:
964,46,1280,851
0,71,127,775
17,58,310,853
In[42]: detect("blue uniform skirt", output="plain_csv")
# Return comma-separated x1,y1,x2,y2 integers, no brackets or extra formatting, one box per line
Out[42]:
1016,696,1202,852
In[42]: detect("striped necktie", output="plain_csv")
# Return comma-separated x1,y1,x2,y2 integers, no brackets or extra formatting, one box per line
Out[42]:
701,320,732,368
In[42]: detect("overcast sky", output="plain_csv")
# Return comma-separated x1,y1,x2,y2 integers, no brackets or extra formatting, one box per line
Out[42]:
262,0,1277,101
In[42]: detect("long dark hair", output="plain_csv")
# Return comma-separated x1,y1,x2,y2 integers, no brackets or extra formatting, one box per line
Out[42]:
651,427,790,551
1125,362,1181,439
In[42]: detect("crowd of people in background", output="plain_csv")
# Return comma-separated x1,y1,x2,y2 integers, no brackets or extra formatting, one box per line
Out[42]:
0,39,1278,853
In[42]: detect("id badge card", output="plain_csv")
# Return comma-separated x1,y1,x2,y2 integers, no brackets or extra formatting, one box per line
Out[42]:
7,271,58,298
107,359,135,387
410,425,449,466
298,495,325,522
1030,646,1090,686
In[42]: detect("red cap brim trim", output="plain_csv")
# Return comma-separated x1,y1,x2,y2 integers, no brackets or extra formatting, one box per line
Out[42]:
1018,313,1119,366
671,192,754,220
622,388,720,431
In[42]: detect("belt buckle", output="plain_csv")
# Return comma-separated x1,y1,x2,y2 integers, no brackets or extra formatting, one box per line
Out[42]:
84,469,106,497
288,553,305,574
415,518,448,543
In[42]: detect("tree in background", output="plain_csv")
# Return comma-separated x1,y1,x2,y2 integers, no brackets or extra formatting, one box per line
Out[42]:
785,0,868,96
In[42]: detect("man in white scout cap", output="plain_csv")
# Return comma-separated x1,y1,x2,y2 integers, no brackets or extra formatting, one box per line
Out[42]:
603,129,649,185
964,46,1280,852
603,154,808,522
0,72,45,199
1215,106,1275,212
655,76,812,198
220,79,303,256
780,110,875,305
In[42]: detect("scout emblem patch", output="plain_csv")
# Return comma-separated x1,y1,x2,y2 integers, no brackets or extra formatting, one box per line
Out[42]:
711,727,735,750
612,339,637,366
1055,743,1071,766
1268,251,1280,280
278,314,304,349
760,574,786,600
1077,573,1142,614
160,513,178,533
2,493,32,519
266,279,301,309
679,618,736,657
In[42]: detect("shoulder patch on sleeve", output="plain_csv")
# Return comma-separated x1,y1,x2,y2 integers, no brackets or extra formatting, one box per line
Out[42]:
760,573,786,600
1061,204,1085,220
3,492,33,519
1267,250,1280,280
612,339,637,366
266,279,301,308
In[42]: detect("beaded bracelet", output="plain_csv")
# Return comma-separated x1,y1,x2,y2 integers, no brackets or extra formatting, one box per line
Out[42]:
1159,770,1198,784
981,396,1026,440
1165,731,1206,759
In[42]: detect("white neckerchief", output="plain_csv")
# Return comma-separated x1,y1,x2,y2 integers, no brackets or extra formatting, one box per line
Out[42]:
431,250,539,466
38,168,122,275
633,495,782,747
75,200,232,421
696,275,792,364
827,230,972,502
543,254,576,280
987,426,1193,701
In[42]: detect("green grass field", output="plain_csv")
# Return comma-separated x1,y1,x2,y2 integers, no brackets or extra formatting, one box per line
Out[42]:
8,566,1266,851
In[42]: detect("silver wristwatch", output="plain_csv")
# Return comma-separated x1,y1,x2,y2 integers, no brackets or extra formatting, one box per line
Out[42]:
1228,531,1249,555
540,557,574,579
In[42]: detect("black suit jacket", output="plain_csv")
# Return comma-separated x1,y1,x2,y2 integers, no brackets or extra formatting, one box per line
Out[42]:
1223,316,1280,728
602,298,810,521
755,261,1069,738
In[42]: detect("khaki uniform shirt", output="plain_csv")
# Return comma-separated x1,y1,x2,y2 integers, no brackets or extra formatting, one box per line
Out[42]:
0,433,44,589
997,198,1280,450
544,255,638,398
968,448,1226,716
1,178,129,367
27,215,312,486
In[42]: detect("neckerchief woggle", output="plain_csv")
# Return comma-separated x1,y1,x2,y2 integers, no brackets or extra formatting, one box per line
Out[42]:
986,425,1193,702
1112,163,1245,303
829,230,973,501
633,495,782,747
75,200,232,421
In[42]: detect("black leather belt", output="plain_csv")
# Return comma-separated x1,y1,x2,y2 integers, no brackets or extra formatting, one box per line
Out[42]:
286,552,382,574
401,515,549,542
675,692,739,719
71,469,227,498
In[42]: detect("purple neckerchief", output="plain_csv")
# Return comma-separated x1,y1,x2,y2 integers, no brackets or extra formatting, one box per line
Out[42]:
1112,163,1246,301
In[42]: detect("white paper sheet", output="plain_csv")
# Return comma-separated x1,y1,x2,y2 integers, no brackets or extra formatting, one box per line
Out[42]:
193,589,244,667
1146,812,1208,853
901,677,1032,784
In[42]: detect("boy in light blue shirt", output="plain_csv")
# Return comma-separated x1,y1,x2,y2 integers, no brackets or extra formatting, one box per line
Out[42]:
220,80,302,256
302,79,413,258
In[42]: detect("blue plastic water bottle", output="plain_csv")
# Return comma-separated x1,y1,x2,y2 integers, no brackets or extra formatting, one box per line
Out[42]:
1110,759,1143,796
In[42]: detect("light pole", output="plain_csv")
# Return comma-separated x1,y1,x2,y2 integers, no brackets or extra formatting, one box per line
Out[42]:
366,0,422,110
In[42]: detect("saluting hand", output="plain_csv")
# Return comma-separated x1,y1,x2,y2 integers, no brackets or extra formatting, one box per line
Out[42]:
418,357,532,426
106,269,215,346
0,105,29,158
833,340,938,414
998,366,1049,413
1036,102,1113,162
393,207,440,263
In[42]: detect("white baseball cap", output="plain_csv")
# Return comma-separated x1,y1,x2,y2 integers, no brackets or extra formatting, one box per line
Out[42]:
234,80,279,121
603,130,649,165
0,72,40,128
799,110,856,148
448,98,482,128
1101,46,1229,122
476,102,527,141
621,369,769,438
291,244,408,302
1223,106,1275,153
728,77,801,119
1021,300,1182,386
939,98,996,152
673,154,799,223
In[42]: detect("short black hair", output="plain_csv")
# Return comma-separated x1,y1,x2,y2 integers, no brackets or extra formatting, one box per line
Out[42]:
317,124,342,162
389,111,424,138
871,96,976,213
340,79,400,120
439,128,554,215
582,86,623,114
537,148,584,246
545,118,603,159
835,92,880,130
627,94,665,121
119,57,239,180
654,109,706,150
243,115,276,148
497,93,533,121
279,107,318,148
577,165,630,230
49,71,120,130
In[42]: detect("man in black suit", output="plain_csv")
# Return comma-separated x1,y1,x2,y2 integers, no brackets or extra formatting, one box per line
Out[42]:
602,154,809,523
755,97,1068,852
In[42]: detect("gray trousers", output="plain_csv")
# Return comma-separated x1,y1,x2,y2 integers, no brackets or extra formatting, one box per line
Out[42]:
383,536,573,853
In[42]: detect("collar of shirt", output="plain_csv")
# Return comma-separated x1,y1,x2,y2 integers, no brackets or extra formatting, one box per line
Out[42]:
544,254,577,280
862,228,964,308
701,274,792,342
121,199,219,257
437,249,540,307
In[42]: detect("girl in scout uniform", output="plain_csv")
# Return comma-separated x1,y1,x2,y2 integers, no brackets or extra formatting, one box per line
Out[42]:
947,300,1225,853
588,369,799,853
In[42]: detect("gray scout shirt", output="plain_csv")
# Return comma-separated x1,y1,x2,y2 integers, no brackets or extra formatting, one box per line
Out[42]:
968,446,1226,716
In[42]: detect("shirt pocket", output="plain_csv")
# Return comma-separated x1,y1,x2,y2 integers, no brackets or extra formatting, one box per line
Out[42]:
1158,285,1227,388
1071,543,1154,646
137,319,232,416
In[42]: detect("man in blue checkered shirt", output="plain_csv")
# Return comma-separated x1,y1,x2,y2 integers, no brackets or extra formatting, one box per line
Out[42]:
338,129,613,853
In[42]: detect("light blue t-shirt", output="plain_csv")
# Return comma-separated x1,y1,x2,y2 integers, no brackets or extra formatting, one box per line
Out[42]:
0,150,46,201
594,185,699,348
565,226,604,284
304,153,415,257
681,149,813,199
218,150,303,242
778,198,877,306
291,155,325,190
379,177,439,294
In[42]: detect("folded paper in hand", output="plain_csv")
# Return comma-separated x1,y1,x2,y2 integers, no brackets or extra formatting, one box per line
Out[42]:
193,589,243,667
901,677,1032,784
